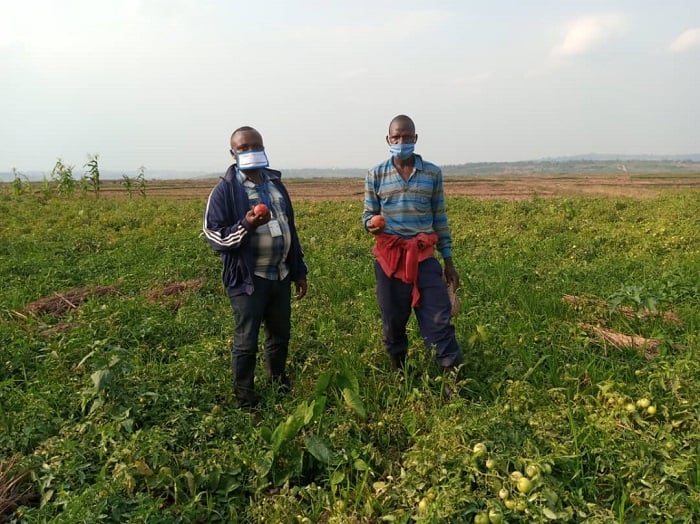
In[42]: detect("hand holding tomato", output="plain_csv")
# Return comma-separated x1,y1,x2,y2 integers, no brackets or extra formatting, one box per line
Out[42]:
367,214,385,235
246,203,271,227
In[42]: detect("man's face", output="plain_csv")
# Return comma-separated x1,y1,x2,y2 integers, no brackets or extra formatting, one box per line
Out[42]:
386,120,417,146
231,130,264,155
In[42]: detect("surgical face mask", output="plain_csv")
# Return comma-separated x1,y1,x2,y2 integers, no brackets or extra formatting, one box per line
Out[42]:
234,149,269,171
389,142,415,160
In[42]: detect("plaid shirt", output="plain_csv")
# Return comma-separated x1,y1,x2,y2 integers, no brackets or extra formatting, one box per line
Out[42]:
237,169,292,280
363,154,453,259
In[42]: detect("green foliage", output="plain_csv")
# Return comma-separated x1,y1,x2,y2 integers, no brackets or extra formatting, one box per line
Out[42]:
120,166,147,199
82,154,101,197
10,168,31,196
0,190,698,522
50,158,75,196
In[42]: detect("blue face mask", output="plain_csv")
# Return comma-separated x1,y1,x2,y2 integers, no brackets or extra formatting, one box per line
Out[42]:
389,143,415,160
235,149,269,171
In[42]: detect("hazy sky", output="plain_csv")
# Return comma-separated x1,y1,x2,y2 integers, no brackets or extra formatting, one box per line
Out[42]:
1,0,699,174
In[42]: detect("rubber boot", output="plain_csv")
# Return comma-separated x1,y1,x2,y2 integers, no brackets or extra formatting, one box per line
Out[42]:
233,353,258,410
266,345,290,393
389,352,407,370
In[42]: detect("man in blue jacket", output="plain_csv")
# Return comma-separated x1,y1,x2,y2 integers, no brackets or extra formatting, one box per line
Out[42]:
203,126,308,410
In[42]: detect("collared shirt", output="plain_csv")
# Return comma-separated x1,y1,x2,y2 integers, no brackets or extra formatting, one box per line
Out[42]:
363,154,453,259
237,168,292,280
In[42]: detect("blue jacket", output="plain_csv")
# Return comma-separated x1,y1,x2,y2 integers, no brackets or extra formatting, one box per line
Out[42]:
202,165,308,297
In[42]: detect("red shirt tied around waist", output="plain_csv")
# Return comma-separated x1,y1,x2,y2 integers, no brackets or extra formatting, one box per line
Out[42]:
373,232,439,308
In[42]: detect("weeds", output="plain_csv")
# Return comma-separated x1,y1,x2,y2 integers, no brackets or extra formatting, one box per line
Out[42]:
0,189,698,522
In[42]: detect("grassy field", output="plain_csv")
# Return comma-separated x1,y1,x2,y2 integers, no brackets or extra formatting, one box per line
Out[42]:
0,182,698,523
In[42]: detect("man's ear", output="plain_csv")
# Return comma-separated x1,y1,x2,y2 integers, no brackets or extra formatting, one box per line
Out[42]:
414,134,418,144
385,136,391,146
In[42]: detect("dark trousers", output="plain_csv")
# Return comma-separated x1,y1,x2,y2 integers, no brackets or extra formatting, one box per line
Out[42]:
375,258,462,368
228,275,291,404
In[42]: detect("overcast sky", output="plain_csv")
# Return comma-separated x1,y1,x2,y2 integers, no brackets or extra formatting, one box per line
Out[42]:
1,0,699,174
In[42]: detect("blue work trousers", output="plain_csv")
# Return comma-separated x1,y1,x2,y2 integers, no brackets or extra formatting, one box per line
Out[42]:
375,258,462,368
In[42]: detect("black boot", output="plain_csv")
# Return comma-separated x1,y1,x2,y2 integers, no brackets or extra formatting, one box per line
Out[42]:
233,353,258,411
266,345,290,393
389,352,407,370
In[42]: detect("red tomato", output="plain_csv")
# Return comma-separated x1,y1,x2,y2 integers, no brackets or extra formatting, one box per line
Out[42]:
253,203,268,215
370,215,385,228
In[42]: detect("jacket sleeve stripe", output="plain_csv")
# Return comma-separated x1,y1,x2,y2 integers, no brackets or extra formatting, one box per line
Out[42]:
202,189,248,250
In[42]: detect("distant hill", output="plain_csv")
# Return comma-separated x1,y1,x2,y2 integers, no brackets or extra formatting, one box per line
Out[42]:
542,153,700,162
443,157,700,176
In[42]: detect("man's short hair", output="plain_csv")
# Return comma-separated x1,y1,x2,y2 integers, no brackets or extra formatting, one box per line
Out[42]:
389,114,415,133
231,126,258,142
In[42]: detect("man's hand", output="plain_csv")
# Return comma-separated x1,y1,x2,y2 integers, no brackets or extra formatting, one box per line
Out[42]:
295,279,308,300
443,257,459,288
367,223,385,235
245,208,271,228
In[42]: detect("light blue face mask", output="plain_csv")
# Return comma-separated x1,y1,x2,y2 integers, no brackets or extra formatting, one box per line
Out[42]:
235,149,269,171
389,143,415,160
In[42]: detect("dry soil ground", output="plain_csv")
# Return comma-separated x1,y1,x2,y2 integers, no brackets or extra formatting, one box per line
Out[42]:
99,174,700,201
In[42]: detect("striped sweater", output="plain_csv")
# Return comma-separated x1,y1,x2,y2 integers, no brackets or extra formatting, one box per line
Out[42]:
362,154,453,259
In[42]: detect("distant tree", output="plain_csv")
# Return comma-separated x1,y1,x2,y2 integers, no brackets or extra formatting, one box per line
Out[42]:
83,154,101,197
51,158,75,196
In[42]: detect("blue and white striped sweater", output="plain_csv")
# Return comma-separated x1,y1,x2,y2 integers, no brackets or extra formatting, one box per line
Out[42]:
363,155,452,259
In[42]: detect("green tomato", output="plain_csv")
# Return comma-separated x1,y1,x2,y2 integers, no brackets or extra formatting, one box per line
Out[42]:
525,464,540,478
473,443,488,457
517,477,533,494
489,509,504,524
486,458,497,470
646,405,657,415
474,513,489,524
510,471,523,482
498,487,509,500
636,398,651,409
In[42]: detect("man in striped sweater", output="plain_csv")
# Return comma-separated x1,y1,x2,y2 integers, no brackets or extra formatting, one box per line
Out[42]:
363,115,462,374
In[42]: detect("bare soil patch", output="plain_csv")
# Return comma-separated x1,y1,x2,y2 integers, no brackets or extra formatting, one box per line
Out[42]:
24,285,119,316
145,277,206,310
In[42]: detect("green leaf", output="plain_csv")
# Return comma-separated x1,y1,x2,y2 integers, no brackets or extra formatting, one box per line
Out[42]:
304,400,316,424
313,395,327,419
253,451,274,477
90,368,112,393
336,370,359,393
260,426,272,443
330,470,345,486
304,435,334,464
542,508,558,520
315,371,332,395
342,387,366,420
354,458,370,471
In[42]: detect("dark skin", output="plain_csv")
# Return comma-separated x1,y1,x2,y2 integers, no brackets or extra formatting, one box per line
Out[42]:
231,128,308,299
367,117,459,288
